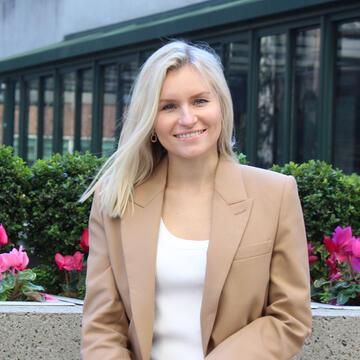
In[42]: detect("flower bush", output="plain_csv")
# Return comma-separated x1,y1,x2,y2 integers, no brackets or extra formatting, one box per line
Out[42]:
0,225,49,301
54,228,89,299
311,226,360,305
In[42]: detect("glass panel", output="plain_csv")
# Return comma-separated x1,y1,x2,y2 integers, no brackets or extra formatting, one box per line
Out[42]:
294,28,321,162
26,79,39,164
14,82,20,156
62,72,76,154
228,40,249,153
43,77,54,158
334,20,360,174
256,34,286,168
102,65,118,156
102,61,138,157
0,82,4,145
80,69,93,153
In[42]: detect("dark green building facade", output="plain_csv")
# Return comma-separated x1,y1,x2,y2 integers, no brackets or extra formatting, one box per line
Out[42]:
0,0,359,173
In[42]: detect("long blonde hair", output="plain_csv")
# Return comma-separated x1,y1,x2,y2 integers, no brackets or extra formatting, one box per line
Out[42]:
80,40,235,217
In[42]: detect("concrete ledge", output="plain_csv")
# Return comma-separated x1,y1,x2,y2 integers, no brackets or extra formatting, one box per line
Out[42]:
0,297,83,360
1,301,359,359
293,303,360,359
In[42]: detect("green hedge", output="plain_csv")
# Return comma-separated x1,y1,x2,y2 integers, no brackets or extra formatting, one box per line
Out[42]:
26,152,105,266
0,146,31,250
271,160,360,279
1,147,359,295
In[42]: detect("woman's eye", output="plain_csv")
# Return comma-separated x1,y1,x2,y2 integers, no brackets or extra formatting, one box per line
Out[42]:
194,98,208,105
161,103,175,111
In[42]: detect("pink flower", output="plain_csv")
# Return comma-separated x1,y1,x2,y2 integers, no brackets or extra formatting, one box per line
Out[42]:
55,254,74,271
307,243,318,266
324,252,340,279
324,227,353,263
42,293,58,301
0,253,10,278
333,226,353,252
0,224,8,246
6,246,29,272
351,237,360,272
79,228,89,252
73,251,86,272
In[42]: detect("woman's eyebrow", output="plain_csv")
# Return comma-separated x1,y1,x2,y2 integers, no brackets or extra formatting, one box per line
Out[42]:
159,91,212,103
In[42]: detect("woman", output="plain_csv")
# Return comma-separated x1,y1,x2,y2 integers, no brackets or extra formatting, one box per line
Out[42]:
80,40,312,360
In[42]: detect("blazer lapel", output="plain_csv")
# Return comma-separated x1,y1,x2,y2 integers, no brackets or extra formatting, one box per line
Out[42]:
201,158,253,355
120,158,167,360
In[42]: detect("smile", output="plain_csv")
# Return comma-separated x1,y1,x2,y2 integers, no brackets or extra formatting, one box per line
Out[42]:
175,130,206,139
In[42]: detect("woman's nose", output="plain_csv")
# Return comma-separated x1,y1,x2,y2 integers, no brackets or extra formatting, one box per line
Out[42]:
178,106,197,127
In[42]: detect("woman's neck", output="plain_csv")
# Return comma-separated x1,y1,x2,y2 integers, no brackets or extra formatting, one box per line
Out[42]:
166,151,219,193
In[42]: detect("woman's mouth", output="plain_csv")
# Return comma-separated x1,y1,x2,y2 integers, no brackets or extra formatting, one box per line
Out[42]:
174,129,206,139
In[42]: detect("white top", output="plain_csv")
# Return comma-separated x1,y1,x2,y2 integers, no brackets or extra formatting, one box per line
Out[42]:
150,219,209,360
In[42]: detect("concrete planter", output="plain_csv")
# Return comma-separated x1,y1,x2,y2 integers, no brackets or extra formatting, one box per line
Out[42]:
293,302,360,359
1,300,359,359
0,296,83,360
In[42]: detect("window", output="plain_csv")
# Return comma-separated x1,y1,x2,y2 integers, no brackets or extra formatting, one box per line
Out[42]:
0,82,4,145
14,82,20,156
43,77,54,158
256,34,286,168
26,78,39,163
294,28,321,162
61,72,76,154
227,40,249,153
80,69,93,153
334,20,360,174
101,64,118,156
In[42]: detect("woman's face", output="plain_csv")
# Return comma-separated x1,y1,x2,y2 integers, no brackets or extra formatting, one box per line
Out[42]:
155,65,222,161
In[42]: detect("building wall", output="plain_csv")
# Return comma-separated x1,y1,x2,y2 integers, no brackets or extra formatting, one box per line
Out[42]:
0,0,205,58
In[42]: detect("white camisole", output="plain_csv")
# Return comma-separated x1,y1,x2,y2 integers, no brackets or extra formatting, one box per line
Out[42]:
150,219,209,360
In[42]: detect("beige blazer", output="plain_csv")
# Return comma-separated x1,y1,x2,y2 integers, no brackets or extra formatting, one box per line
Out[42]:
81,156,312,360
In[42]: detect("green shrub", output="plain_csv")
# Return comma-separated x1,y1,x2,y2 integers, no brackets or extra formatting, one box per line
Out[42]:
26,152,105,267
0,146,31,249
270,160,360,279
31,264,61,295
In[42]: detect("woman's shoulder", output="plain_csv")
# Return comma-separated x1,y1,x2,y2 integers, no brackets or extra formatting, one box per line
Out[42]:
228,161,296,199
238,163,291,183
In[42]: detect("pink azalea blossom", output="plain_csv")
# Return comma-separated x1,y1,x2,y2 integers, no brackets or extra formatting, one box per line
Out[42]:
0,224,8,246
55,253,74,271
307,243,318,265
351,237,360,272
73,251,86,272
79,228,89,252
5,246,29,272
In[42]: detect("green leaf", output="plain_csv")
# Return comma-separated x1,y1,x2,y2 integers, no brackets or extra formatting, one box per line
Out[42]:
23,282,45,292
336,291,350,305
0,282,7,294
0,292,7,301
18,269,36,281
333,281,350,290
0,272,16,292
314,278,328,288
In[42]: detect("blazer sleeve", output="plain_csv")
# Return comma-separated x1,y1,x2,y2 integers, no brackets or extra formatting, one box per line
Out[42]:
205,176,312,360
81,191,132,360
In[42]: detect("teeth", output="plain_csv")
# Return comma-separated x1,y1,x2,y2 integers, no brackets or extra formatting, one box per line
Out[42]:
177,130,204,139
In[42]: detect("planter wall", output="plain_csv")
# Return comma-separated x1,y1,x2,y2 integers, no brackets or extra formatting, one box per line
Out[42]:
293,303,360,360
0,301,359,359
0,297,82,360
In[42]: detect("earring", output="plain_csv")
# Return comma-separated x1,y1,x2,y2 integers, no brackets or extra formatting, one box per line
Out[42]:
151,132,158,143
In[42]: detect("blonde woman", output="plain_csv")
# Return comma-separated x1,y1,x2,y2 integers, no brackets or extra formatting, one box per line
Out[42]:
80,40,311,360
